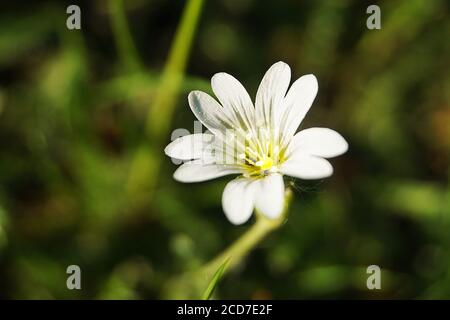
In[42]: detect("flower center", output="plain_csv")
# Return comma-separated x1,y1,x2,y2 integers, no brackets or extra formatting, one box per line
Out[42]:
255,157,273,171
221,128,288,178
241,145,284,178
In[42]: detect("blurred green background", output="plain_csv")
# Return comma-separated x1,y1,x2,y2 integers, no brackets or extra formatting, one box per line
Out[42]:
0,0,449,299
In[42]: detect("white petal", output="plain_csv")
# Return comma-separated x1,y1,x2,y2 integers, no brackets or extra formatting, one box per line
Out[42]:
222,178,256,225
164,133,214,160
173,160,242,183
188,91,235,133
279,74,318,146
211,72,256,132
280,154,333,180
254,174,285,219
255,61,291,130
288,127,348,158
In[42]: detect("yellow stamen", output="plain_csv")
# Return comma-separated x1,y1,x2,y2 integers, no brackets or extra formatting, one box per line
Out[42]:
256,157,274,171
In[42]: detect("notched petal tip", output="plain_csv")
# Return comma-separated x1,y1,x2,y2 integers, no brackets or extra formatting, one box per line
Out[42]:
302,74,318,88
164,140,185,159
211,72,231,86
254,174,285,219
163,144,172,157
173,162,198,183
321,129,349,158
270,60,290,70
187,90,196,100
224,211,249,225
281,156,334,180
339,135,349,154
187,90,203,106
323,163,334,178
222,178,256,225
172,168,185,183
289,127,349,159
172,162,198,182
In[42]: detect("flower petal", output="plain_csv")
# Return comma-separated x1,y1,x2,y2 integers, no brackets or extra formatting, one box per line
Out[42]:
222,178,257,225
173,160,242,183
280,154,333,180
211,72,256,132
164,133,214,160
255,61,291,130
279,74,318,147
254,174,285,219
188,91,235,133
288,127,348,158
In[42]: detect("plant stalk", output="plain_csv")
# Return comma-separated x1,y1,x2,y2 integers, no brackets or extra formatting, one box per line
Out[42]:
162,189,292,299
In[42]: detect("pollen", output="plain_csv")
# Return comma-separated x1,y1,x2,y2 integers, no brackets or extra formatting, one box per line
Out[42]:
256,157,274,171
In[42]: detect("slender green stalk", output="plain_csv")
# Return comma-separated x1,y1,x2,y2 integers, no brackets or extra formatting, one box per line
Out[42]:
126,0,204,205
202,258,229,300
109,0,142,72
200,213,285,277
200,189,292,279
146,0,204,139
162,189,292,299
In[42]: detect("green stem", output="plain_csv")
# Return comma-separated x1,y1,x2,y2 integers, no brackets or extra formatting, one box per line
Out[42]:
203,216,285,278
126,0,204,206
109,0,142,72
162,189,292,299
146,0,204,139
201,189,292,278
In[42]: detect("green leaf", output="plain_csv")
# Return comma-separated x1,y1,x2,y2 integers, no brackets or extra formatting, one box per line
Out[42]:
201,258,229,300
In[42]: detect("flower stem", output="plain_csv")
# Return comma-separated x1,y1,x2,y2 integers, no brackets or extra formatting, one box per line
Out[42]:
125,0,204,208
162,189,292,299
202,203,291,278
108,0,142,72
146,0,204,139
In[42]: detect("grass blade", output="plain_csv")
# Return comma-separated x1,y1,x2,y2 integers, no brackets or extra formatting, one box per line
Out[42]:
202,258,229,300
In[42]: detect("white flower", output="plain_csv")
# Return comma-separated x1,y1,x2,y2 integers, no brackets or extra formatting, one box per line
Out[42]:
165,61,348,225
